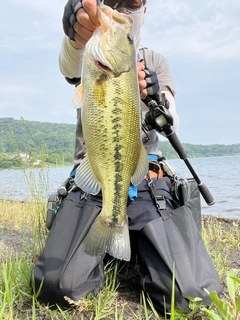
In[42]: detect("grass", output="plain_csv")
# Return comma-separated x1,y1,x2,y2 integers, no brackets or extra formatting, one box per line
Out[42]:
202,216,240,280
1,114,239,320
0,120,239,318
0,198,239,319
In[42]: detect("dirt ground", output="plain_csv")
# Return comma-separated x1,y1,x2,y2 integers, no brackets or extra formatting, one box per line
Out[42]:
0,216,239,319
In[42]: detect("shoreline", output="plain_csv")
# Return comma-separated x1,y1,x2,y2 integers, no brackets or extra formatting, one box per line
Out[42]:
0,198,240,222
1,198,239,221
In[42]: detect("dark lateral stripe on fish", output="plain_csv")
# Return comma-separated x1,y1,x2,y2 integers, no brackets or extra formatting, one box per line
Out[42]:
109,104,125,228
110,169,123,227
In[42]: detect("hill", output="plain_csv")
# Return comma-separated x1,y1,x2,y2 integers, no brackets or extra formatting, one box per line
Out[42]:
0,118,75,168
0,118,240,169
158,140,240,159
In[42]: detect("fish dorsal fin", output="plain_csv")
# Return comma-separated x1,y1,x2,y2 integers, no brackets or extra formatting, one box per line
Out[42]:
72,84,84,109
74,156,101,195
131,143,149,186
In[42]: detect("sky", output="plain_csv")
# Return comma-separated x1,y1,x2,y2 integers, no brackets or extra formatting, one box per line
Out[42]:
0,0,240,145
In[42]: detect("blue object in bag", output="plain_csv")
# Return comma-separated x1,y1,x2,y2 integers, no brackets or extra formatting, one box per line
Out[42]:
69,155,158,202
128,154,158,202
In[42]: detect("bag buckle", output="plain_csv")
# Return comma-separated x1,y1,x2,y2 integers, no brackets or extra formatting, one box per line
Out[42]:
147,177,169,220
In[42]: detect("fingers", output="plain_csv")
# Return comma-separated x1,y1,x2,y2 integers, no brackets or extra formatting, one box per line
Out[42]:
73,18,95,45
137,62,160,101
139,81,148,99
74,0,100,46
82,0,100,26
137,62,147,99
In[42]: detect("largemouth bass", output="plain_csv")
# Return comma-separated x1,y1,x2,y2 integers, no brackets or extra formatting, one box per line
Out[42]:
73,5,148,261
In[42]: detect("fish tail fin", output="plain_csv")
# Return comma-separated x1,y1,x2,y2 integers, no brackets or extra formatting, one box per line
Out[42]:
84,215,131,261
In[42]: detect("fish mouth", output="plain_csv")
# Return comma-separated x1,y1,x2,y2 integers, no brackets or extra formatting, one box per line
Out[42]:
96,60,118,77
96,60,112,72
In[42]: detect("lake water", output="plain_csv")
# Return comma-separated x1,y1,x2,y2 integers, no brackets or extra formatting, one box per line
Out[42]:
0,155,239,219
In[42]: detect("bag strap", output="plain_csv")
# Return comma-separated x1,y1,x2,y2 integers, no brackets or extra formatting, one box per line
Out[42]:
147,174,170,220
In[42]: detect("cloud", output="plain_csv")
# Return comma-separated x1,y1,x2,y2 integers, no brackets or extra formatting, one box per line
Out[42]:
0,0,66,53
0,0,239,144
0,81,77,124
142,0,240,60
0,84,42,109
8,0,65,22
0,84,40,94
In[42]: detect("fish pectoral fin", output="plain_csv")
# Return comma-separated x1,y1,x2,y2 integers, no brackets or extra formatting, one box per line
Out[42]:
74,156,101,195
84,214,131,261
131,143,149,186
72,83,84,109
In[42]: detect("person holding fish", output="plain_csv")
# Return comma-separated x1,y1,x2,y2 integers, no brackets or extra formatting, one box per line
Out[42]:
32,0,220,315
60,0,180,253
60,0,180,162
60,0,183,310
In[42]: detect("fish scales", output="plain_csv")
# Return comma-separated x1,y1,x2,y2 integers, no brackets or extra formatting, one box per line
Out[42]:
73,5,148,261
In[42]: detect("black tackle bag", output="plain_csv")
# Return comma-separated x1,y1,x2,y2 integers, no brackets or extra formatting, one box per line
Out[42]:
33,190,104,308
32,172,220,313
126,176,220,314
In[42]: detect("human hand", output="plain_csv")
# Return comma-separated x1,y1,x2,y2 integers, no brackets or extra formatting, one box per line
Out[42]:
62,0,101,49
137,62,147,99
137,62,160,102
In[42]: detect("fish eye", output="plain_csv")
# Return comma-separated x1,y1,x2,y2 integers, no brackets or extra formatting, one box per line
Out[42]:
127,34,134,43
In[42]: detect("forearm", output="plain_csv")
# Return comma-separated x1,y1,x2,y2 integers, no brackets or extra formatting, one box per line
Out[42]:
59,35,85,79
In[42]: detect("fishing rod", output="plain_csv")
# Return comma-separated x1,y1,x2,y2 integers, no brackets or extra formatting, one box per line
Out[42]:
142,95,215,206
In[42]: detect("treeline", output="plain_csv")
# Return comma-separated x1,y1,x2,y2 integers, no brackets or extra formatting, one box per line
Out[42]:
0,118,75,168
158,141,240,159
0,118,240,169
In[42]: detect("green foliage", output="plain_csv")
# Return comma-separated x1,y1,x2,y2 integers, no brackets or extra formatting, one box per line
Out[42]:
172,269,240,320
0,153,22,169
0,252,35,319
0,118,75,154
0,118,75,168
205,269,240,320
158,140,240,159
1,118,240,170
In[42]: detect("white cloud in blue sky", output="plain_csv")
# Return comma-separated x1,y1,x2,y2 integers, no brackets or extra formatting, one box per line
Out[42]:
0,0,239,144
142,0,240,60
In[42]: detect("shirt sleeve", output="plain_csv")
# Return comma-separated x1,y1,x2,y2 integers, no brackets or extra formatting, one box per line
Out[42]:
59,35,84,79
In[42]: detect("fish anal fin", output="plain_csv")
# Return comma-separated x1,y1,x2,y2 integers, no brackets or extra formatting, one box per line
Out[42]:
74,156,101,195
72,84,84,109
131,143,149,186
84,215,131,261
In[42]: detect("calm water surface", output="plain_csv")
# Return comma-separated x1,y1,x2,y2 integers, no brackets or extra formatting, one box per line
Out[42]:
0,155,239,219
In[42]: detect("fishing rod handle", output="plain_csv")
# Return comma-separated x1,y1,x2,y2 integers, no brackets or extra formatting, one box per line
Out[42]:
166,131,187,160
166,132,215,206
198,182,215,206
